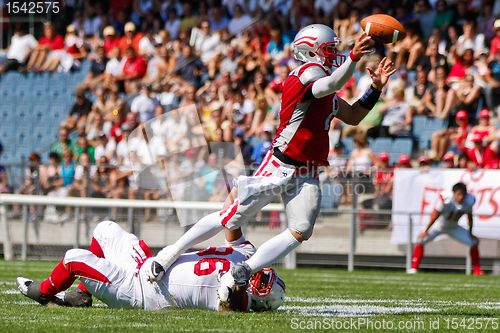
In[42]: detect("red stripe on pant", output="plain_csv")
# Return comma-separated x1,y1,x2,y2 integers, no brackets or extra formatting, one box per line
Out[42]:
67,261,111,284
221,200,239,226
254,151,272,176
78,237,104,294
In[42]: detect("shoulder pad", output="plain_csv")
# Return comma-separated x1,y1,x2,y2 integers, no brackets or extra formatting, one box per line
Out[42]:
291,63,328,85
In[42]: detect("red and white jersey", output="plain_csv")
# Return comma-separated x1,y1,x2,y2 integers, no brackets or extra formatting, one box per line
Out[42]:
435,191,475,227
154,242,256,311
273,62,340,166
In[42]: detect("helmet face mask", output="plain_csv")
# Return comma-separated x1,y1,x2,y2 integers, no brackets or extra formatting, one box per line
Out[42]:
292,24,346,68
247,268,286,312
317,40,346,67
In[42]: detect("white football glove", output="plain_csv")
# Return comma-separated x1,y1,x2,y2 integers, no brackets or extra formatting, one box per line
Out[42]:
217,270,237,304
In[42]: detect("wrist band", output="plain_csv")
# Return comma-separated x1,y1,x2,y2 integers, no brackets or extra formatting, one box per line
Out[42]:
349,51,360,62
358,85,381,109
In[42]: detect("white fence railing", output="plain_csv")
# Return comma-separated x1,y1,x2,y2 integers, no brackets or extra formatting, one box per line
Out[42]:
2,194,498,274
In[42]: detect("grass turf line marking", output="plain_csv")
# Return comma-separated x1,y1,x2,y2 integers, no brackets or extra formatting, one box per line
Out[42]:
281,304,436,317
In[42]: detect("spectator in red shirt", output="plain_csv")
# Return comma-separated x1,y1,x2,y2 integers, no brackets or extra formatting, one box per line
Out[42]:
116,46,147,93
374,152,393,196
431,110,470,160
466,133,499,168
103,26,120,56
469,109,495,144
26,22,64,72
118,22,143,55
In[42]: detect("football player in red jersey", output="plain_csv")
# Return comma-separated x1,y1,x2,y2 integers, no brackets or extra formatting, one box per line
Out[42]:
146,24,397,300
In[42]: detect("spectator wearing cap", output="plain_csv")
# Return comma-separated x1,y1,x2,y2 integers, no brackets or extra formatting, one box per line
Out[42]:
103,26,120,56
0,25,37,74
418,155,431,168
40,24,86,72
374,152,393,204
80,45,108,90
131,84,158,123
466,133,499,168
67,89,92,130
468,109,495,144
117,46,147,93
442,151,455,168
26,22,64,72
397,154,412,168
431,110,470,160
118,22,143,55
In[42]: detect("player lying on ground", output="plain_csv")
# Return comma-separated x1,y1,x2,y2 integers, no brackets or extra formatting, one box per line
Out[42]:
16,220,285,311
146,24,397,302
410,182,483,275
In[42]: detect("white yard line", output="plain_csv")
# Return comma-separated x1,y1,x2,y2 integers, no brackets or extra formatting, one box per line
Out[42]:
281,304,436,317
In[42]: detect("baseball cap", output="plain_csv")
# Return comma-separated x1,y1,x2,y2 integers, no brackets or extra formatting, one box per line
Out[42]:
443,151,455,161
455,110,467,120
124,22,136,32
494,19,500,30
418,155,430,164
479,109,490,119
378,152,389,162
398,154,410,164
103,26,115,36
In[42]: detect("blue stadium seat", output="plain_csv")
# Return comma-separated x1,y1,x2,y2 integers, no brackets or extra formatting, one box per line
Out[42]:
371,138,392,153
15,104,32,124
392,138,413,155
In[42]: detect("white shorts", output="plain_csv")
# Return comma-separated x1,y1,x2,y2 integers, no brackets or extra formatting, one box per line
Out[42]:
220,150,321,239
420,224,478,247
63,221,152,308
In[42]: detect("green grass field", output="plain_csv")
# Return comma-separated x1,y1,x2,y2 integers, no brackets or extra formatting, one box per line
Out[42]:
1,260,499,333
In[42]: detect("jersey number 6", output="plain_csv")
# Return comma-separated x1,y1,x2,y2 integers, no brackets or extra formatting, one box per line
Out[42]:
194,246,234,276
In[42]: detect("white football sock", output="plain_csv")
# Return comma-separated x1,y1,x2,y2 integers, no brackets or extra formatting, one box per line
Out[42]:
246,229,301,273
156,212,222,266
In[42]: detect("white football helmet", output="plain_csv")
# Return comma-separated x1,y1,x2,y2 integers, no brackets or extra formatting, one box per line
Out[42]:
291,24,345,67
247,268,286,312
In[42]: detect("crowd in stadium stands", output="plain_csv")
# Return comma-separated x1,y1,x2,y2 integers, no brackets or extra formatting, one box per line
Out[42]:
0,0,499,222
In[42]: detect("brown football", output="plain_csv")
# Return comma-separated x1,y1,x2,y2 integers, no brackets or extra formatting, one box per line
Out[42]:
360,14,406,44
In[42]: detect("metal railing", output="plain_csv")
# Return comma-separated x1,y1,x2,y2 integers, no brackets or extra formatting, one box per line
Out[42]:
2,193,498,274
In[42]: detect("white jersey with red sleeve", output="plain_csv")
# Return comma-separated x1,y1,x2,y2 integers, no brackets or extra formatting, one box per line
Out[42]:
435,191,476,228
273,62,340,166
151,242,256,311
